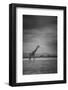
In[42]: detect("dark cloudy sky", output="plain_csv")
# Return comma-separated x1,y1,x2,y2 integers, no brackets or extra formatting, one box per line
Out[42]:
23,15,57,55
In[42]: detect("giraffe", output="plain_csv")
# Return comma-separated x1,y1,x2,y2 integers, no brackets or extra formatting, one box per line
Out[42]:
29,45,40,62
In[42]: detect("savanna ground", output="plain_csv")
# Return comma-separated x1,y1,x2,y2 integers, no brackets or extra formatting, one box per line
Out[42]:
23,57,57,75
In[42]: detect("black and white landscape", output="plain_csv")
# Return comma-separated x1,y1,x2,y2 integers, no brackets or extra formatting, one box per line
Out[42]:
23,15,57,75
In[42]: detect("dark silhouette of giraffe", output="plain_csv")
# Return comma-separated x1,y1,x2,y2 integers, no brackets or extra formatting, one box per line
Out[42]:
29,45,40,62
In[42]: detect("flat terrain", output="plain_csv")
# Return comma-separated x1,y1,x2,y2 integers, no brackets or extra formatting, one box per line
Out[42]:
23,58,57,75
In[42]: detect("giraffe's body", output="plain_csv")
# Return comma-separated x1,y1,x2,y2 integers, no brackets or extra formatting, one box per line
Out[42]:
29,45,40,62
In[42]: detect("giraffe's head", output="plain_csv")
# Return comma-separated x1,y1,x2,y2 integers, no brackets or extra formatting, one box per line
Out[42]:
37,45,40,48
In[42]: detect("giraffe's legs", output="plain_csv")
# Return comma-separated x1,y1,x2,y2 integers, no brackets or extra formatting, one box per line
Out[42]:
29,56,31,63
33,55,35,63
29,53,32,63
29,53,36,63
29,56,35,63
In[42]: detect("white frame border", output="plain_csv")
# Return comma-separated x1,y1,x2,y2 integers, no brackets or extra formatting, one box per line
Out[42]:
16,7,64,83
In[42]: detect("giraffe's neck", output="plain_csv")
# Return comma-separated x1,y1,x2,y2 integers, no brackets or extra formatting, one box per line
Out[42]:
32,47,39,54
